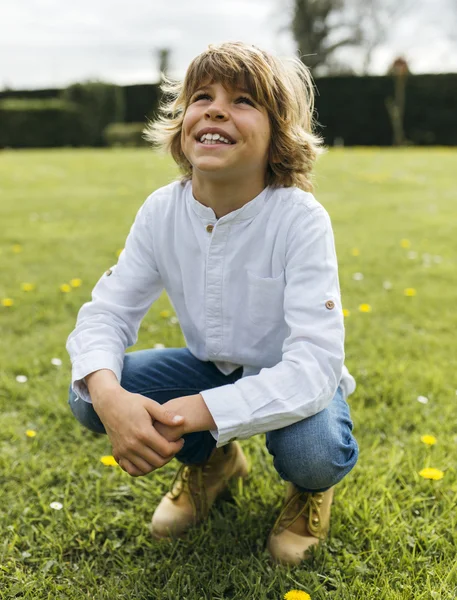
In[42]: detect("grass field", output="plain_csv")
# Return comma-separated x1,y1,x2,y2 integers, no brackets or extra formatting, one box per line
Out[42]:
0,147,456,600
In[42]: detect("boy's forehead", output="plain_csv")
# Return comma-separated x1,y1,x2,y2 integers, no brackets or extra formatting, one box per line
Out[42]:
197,81,249,93
190,74,254,95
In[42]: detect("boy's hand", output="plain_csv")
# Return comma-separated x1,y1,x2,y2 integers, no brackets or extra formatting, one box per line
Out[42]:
92,388,185,477
154,419,186,443
154,393,216,440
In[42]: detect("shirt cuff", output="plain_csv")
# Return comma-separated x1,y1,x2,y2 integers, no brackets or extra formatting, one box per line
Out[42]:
209,428,219,443
339,365,356,399
199,383,252,447
71,350,123,403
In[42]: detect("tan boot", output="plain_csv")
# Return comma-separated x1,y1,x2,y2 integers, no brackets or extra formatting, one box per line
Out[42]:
150,441,249,539
267,483,334,565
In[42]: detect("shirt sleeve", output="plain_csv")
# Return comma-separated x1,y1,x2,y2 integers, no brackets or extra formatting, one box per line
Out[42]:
200,208,345,446
66,199,164,402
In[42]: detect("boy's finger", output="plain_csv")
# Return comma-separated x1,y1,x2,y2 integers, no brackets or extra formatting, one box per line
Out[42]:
143,399,184,426
142,432,185,462
119,457,143,477
127,453,157,475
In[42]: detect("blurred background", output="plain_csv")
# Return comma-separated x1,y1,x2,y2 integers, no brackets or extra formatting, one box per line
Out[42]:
0,0,456,149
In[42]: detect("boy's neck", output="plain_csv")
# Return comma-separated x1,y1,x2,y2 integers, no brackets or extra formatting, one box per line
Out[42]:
191,172,266,220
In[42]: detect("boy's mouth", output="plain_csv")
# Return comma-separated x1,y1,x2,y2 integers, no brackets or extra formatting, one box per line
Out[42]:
195,128,236,145
198,135,234,146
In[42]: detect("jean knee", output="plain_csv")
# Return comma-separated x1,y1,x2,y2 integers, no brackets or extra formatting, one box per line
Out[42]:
68,385,106,434
267,427,359,492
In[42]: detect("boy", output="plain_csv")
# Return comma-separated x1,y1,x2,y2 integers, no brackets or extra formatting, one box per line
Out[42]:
67,42,358,565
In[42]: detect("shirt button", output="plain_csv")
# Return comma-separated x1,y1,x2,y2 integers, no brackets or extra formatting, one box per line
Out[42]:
325,300,335,310
206,224,214,233
105,269,113,276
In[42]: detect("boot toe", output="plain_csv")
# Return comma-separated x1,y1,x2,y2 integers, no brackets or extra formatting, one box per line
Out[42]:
267,530,320,565
150,496,196,539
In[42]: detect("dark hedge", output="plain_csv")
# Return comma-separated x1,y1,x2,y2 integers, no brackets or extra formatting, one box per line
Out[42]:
0,98,84,148
1,73,455,147
314,73,457,146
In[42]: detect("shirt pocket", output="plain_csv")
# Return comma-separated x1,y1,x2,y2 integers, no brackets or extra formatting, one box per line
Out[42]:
246,270,285,326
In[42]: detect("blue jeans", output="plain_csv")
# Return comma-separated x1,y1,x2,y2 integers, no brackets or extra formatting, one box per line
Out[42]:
68,347,358,493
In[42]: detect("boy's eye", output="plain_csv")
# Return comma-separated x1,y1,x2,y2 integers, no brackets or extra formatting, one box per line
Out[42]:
193,93,211,102
191,93,255,106
236,96,255,106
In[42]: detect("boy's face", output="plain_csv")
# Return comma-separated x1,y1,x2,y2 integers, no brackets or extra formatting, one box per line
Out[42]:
181,81,271,183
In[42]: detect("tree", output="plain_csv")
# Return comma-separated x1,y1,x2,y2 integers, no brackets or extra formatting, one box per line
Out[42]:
156,48,171,81
385,57,410,146
287,0,416,76
354,0,414,74
290,0,363,74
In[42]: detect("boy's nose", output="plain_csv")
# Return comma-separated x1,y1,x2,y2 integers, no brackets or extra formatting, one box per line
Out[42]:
205,106,228,120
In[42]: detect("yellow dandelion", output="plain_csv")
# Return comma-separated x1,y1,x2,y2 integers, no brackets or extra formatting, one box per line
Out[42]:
25,430,37,438
70,278,82,288
359,303,372,313
12,244,22,253
404,288,417,297
60,284,71,293
2,298,14,307
421,435,437,446
116,248,124,257
343,309,350,317
401,239,411,249
100,455,118,467
351,248,360,256
21,283,35,292
160,310,171,318
284,591,311,600
419,468,444,481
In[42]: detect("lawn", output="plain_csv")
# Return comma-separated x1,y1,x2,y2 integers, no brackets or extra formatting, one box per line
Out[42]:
0,147,456,600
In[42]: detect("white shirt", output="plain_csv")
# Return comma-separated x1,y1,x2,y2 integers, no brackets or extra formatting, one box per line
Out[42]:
67,180,356,447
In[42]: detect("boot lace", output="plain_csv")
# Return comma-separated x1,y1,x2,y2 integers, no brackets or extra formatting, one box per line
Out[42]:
272,490,325,538
168,463,211,519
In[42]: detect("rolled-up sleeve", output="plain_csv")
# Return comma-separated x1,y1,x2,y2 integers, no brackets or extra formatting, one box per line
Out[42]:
200,208,345,446
66,200,163,402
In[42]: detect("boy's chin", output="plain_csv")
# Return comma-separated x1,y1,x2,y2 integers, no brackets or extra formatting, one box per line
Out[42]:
193,160,235,175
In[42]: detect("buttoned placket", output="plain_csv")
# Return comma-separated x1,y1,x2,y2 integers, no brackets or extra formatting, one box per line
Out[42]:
186,182,270,360
204,219,230,356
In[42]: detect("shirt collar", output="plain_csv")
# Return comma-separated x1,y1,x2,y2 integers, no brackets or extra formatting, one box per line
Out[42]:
185,180,271,223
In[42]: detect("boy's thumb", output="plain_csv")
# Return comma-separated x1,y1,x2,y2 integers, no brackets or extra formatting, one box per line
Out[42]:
145,401,184,425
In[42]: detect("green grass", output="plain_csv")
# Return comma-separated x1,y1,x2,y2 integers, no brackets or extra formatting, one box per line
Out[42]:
0,147,456,600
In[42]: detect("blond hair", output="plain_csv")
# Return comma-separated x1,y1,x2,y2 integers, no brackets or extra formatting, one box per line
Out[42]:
144,42,324,192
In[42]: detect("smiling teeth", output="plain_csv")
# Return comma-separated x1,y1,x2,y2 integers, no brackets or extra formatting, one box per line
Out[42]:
199,133,232,144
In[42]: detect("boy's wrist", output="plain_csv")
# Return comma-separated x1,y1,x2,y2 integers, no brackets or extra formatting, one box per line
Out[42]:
85,369,121,404
165,393,216,435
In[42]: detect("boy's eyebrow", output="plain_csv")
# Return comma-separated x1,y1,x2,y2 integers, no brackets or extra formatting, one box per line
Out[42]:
193,83,253,95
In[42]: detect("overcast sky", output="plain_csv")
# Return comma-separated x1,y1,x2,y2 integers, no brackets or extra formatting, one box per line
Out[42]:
1,0,456,90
